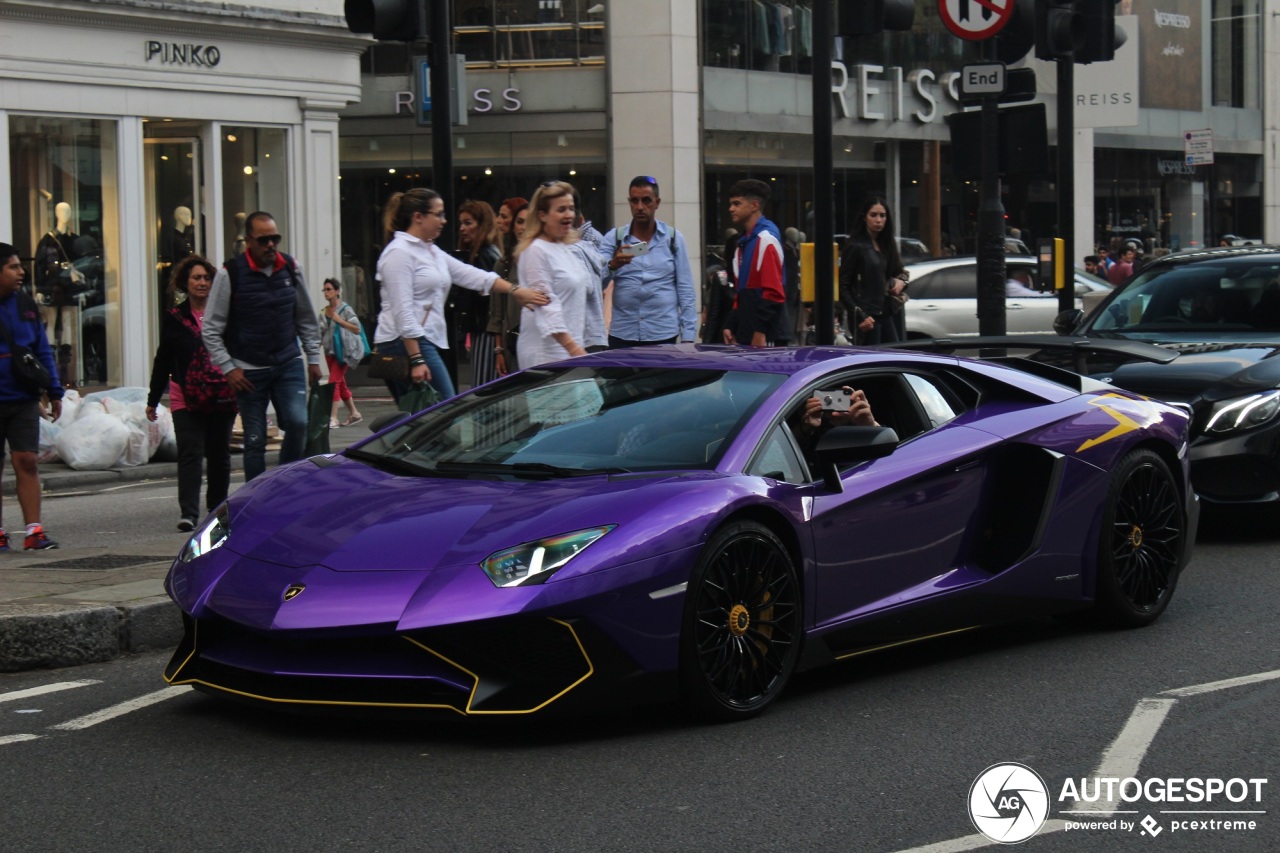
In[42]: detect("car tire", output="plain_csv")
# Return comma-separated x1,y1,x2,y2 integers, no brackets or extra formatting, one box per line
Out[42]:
679,520,802,721
1093,449,1184,628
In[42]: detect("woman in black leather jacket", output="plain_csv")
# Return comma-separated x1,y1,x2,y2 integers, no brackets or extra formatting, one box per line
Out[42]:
839,196,907,346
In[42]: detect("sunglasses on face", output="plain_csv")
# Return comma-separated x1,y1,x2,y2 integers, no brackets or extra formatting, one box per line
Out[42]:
629,196,656,205
254,234,283,247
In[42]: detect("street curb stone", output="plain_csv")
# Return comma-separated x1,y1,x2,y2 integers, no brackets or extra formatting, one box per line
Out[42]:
121,599,184,653
0,604,122,672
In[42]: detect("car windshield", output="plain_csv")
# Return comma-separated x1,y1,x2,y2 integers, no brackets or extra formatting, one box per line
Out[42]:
1087,259,1280,340
351,366,783,477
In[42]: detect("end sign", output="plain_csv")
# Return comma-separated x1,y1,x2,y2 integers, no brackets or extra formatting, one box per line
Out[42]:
960,63,1007,97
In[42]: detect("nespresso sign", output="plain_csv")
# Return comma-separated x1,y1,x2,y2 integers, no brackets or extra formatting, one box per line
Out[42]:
145,41,222,68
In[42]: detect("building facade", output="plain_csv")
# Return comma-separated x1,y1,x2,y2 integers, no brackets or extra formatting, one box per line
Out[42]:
0,0,363,389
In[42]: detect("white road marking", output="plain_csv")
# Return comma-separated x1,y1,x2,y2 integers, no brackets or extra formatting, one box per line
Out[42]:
890,669,1279,853
0,680,101,704
50,686,188,731
0,734,42,746
1161,668,1280,698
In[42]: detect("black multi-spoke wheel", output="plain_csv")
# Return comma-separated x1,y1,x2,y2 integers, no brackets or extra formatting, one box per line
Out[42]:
1095,449,1184,628
680,521,801,721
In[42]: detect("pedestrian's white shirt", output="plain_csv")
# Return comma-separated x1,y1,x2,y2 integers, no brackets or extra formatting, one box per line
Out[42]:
516,238,593,368
373,230,498,349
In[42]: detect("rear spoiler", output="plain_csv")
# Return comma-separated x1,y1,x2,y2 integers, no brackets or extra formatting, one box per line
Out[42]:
884,335,1177,390
884,335,1177,365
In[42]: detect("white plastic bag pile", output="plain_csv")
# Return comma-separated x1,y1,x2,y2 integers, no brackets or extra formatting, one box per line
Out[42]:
44,387,177,470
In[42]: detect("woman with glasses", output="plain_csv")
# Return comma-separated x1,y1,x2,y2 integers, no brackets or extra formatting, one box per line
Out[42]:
373,188,547,403
514,181,594,368
492,197,529,376
146,255,238,532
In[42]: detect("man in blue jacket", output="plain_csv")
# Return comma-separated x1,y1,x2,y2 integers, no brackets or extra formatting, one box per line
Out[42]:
0,243,62,550
202,213,321,482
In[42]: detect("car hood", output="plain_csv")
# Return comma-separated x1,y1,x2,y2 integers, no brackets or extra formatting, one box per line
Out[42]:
1106,342,1280,404
223,455,710,573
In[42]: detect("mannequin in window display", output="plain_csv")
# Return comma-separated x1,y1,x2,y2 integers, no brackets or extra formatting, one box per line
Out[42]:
230,211,248,258
34,202,83,384
169,206,195,267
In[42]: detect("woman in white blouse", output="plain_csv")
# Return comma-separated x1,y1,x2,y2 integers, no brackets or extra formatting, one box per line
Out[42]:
373,188,546,402
514,181,598,368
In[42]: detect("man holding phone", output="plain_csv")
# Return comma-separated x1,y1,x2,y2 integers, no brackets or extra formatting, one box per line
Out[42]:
599,176,697,348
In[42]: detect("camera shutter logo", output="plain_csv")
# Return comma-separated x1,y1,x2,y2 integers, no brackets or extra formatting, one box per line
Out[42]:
968,763,1050,844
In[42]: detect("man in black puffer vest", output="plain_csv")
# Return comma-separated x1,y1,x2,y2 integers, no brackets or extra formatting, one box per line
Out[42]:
203,212,321,481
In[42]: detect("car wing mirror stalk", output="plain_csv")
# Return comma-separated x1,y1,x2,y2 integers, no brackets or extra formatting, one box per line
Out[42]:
814,426,900,492
1054,309,1084,336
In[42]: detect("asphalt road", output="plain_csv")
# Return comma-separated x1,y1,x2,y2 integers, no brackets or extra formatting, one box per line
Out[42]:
0,518,1276,852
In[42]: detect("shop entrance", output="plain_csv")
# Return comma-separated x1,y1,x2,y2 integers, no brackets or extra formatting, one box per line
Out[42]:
144,128,204,340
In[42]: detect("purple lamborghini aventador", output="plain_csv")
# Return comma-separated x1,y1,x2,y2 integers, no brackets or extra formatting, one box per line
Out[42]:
164,345,1198,720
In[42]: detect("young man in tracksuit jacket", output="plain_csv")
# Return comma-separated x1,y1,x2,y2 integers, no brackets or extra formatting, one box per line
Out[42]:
724,179,786,347
0,242,62,550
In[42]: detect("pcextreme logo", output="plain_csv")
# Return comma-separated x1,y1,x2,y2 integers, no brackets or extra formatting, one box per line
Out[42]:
968,764,1269,844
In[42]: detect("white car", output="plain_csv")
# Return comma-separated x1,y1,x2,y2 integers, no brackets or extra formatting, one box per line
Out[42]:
902,256,1112,339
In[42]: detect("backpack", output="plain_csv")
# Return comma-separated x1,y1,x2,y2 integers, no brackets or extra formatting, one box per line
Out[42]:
174,307,237,414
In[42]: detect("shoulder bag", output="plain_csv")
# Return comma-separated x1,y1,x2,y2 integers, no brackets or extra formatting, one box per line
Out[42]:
0,309,53,397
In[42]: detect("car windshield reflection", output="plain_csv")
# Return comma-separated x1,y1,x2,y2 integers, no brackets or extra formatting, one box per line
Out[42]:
352,366,784,477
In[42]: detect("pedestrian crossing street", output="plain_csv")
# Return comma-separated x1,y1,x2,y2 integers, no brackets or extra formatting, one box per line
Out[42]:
0,678,188,745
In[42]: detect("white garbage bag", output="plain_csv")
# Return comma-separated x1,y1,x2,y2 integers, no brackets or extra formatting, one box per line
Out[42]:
54,412,130,470
37,418,61,464
59,389,82,423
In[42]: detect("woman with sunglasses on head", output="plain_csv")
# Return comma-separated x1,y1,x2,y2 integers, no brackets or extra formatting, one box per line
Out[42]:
373,188,547,403
319,277,364,428
453,199,504,387
514,181,595,368
492,197,529,375
146,254,238,533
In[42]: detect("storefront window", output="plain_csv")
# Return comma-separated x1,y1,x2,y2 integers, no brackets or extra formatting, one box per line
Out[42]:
221,127,289,261
8,116,120,387
453,0,606,68
1211,0,1260,109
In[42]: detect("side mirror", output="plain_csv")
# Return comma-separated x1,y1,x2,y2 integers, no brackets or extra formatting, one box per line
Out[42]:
1054,309,1084,336
814,425,899,492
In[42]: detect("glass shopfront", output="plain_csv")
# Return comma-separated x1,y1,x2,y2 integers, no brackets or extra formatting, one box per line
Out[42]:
8,116,120,387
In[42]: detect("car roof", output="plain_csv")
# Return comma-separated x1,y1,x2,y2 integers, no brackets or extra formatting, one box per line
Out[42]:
1143,245,1280,269
539,343,961,378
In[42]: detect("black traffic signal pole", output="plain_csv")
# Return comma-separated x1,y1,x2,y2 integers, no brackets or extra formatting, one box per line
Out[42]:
1056,57,1074,314
976,37,1006,337
811,1,835,346
429,0,454,251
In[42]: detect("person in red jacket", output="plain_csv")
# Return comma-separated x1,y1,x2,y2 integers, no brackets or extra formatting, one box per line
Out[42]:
723,179,786,347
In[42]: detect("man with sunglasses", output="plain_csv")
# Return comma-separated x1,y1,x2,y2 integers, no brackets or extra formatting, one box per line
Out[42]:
599,176,696,348
203,211,322,482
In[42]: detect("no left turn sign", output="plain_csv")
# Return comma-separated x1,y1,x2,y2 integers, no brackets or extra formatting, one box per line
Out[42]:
939,0,1014,41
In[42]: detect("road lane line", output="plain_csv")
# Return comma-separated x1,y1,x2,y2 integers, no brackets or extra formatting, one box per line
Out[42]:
1161,668,1280,697
892,821,1070,852
50,686,188,731
0,734,43,746
0,680,102,704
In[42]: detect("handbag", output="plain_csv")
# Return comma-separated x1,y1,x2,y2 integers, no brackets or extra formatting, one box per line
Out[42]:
367,351,410,381
0,311,53,397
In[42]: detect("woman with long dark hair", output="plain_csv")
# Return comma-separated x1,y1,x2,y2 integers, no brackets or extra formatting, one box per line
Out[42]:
146,254,238,531
319,277,363,427
372,188,546,403
454,199,504,387
492,198,529,376
838,196,907,346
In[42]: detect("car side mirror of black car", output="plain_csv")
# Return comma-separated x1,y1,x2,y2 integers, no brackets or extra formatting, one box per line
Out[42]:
1054,309,1084,336
368,411,413,433
814,426,900,492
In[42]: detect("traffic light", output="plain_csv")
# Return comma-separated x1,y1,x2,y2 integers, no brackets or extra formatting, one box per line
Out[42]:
345,0,428,41
995,0,1036,64
837,0,915,37
1035,0,1123,63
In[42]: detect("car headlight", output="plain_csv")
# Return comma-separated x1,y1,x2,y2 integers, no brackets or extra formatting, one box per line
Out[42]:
179,505,230,563
1204,391,1280,435
480,526,615,588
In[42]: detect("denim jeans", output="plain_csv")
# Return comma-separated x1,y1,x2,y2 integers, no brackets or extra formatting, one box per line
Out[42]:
235,359,309,481
172,408,236,520
375,337,455,403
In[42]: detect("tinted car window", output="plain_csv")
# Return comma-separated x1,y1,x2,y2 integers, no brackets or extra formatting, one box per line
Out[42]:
913,267,974,299
748,425,810,484
904,374,959,428
1090,260,1280,335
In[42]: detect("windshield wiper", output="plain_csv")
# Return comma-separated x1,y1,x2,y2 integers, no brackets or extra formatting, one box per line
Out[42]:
344,448,435,477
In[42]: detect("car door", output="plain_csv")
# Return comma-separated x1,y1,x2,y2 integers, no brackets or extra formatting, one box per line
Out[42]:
803,371,1004,628
906,266,979,337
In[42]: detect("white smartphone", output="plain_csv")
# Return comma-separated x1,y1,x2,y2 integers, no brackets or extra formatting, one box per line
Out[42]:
620,241,649,257
814,388,853,411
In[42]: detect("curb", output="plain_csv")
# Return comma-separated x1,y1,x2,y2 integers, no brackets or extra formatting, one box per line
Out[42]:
0,598,183,672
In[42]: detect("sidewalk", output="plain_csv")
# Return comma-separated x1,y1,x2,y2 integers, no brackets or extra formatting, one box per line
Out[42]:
0,393,403,673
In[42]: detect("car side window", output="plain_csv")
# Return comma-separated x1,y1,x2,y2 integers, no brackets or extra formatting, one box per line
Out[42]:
904,374,960,428
923,268,972,299
748,424,810,485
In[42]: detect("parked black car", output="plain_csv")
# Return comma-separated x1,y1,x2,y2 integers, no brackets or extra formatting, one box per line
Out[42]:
1053,245,1280,507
